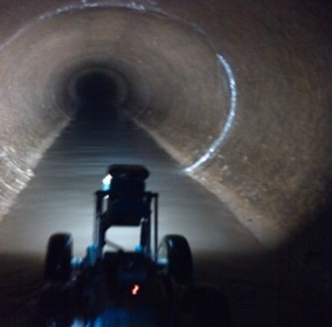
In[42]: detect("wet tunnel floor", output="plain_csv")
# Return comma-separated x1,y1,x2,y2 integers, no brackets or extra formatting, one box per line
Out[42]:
0,115,330,326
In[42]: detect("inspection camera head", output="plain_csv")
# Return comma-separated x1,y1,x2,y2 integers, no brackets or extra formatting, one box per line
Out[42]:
107,164,150,193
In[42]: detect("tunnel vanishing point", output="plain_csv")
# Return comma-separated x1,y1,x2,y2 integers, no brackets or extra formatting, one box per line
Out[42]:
0,0,331,248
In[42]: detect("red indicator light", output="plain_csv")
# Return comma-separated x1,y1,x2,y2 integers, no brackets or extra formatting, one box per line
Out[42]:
131,284,140,296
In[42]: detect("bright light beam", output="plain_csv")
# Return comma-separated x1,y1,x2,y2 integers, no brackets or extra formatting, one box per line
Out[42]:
184,54,237,173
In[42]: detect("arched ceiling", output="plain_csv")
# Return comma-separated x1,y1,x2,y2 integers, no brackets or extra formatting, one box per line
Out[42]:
0,0,331,247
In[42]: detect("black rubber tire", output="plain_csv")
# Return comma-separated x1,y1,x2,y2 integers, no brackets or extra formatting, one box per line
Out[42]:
44,233,73,282
159,234,193,285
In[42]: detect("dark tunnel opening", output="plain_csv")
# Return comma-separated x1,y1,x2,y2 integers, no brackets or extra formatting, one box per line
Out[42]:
76,72,119,110
68,67,131,121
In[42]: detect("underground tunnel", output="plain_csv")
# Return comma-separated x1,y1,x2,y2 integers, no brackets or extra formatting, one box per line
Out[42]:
0,1,331,326
74,70,125,111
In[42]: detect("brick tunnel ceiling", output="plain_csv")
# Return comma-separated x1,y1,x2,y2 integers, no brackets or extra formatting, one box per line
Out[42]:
0,0,331,246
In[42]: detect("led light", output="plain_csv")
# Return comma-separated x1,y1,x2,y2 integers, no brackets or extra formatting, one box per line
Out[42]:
102,174,112,191
131,284,140,296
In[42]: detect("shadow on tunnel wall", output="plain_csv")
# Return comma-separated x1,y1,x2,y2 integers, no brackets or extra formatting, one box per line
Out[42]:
193,184,332,327
194,226,332,327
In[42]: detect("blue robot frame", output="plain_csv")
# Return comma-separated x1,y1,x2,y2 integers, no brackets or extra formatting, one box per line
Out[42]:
40,164,194,327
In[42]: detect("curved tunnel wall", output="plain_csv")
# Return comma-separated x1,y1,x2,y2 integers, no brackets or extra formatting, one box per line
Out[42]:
0,0,331,247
